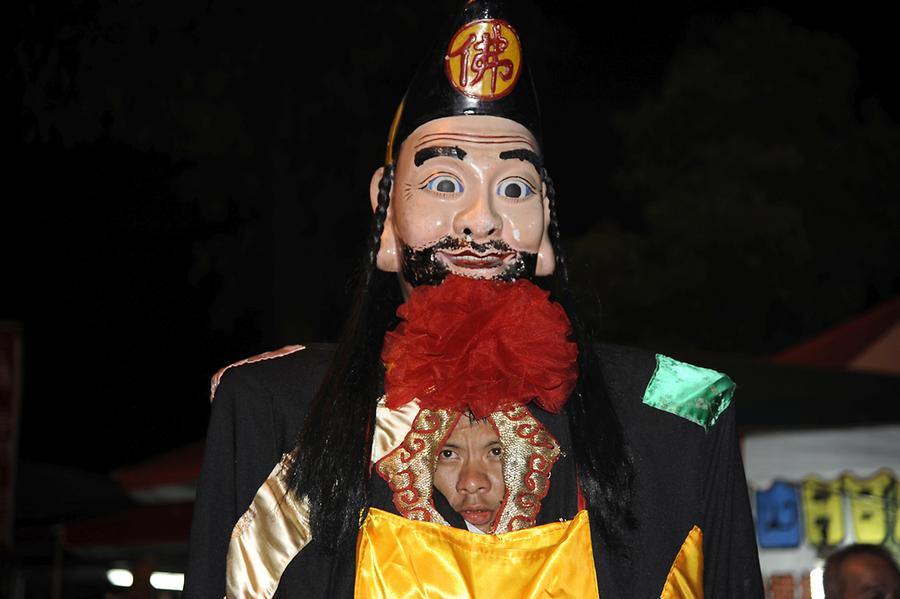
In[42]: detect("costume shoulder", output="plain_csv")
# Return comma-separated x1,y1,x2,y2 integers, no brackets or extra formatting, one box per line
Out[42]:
643,353,734,430
210,343,334,402
596,344,734,431
594,344,763,598
184,343,335,599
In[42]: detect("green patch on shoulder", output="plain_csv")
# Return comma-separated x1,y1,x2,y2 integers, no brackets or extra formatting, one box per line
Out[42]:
643,354,735,430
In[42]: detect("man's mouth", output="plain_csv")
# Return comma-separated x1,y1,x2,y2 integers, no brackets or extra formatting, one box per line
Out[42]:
438,250,515,270
459,508,495,527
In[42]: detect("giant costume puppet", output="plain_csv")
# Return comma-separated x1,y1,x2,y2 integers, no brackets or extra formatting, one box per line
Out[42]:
185,1,765,597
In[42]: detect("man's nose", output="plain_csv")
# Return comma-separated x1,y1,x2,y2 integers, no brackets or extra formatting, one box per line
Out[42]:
457,461,491,494
453,185,502,241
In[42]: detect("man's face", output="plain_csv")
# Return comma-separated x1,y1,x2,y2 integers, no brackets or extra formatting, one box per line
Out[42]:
837,554,900,599
432,416,505,533
372,115,554,291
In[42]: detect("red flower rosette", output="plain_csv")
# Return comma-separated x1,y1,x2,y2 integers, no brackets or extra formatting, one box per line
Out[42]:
381,275,579,419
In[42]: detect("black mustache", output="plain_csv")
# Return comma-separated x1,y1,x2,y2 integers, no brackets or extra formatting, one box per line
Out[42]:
423,236,515,254
399,235,537,287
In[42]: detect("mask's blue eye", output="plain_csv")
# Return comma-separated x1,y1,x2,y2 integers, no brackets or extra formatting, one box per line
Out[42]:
426,175,464,194
497,178,534,199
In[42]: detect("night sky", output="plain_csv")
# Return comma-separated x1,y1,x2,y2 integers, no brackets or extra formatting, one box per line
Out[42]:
6,1,899,475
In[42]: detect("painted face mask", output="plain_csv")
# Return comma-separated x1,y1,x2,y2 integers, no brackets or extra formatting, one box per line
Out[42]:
387,114,550,287
370,0,555,288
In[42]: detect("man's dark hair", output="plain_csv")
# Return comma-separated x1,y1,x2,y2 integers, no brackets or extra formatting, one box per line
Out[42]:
824,544,900,598
287,162,635,553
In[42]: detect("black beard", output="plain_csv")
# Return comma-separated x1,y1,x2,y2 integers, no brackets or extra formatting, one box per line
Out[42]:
399,236,538,287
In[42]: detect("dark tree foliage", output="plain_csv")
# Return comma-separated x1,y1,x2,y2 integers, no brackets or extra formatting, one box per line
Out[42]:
568,11,900,354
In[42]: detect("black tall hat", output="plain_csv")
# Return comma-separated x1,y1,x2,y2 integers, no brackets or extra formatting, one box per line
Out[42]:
385,0,542,163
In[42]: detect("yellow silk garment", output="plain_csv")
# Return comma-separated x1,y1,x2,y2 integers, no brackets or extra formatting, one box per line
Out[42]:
660,526,704,599
355,508,600,599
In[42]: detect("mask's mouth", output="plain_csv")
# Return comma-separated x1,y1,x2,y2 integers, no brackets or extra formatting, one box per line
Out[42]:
438,249,516,270
399,235,537,286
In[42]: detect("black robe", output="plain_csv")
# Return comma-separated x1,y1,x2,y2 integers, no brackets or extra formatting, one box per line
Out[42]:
184,343,764,598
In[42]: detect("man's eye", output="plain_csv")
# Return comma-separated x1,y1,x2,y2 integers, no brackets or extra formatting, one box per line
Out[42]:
426,176,464,194
440,450,455,459
497,178,534,199
490,447,502,457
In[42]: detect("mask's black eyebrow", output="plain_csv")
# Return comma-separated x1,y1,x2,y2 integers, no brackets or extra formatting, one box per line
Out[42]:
499,149,543,171
414,145,467,166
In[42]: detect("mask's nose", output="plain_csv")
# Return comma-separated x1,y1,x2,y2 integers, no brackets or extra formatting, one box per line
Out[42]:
453,185,501,241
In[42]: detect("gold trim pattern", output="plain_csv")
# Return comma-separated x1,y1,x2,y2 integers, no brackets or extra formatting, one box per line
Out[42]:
384,98,405,164
490,405,562,533
375,408,458,525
